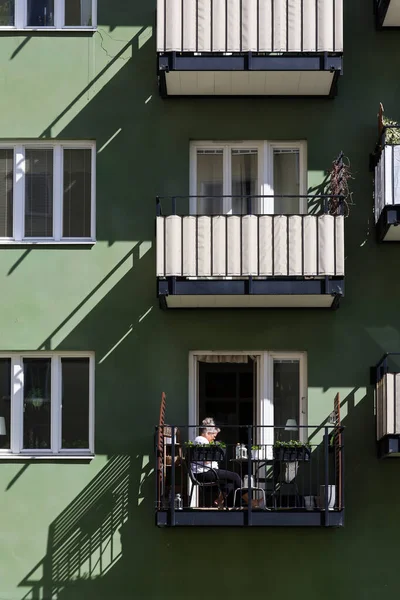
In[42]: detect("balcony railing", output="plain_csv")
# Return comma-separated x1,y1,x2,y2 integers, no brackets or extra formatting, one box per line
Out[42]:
373,353,400,457
156,195,345,309
155,424,344,527
375,0,400,28
157,0,343,97
372,126,400,241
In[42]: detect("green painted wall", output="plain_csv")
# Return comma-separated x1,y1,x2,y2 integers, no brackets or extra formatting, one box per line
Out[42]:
0,0,399,598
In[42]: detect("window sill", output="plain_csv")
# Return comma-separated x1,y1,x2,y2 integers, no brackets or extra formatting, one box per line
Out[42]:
0,240,96,247
0,454,95,461
0,27,97,33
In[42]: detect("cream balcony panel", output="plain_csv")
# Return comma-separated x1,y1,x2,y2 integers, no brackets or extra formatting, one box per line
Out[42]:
303,216,318,276
335,216,345,276
258,0,273,51
288,216,302,276
157,0,166,52
334,0,343,50
183,0,197,52
156,216,165,277
242,0,259,52
288,0,302,52
273,0,287,52
164,0,182,52
165,216,182,276
212,216,227,276
227,216,241,276
318,215,335,275
227,0,241,52
197,216,212,276
376,377,385,441
383,2,400,27
258,216,273,276
212,0,226,51
302,0,317,52
242,215,258,276
182,217,197,277
318,0,334,51
198,0,212,52
273,215,288,276
379,373,400,436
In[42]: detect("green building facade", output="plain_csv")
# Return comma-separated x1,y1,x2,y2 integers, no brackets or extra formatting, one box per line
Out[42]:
0,0,400,598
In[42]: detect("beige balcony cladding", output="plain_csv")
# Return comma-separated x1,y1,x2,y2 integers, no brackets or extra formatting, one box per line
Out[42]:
156,214,345,278
157,0,343,54
376,373,400,440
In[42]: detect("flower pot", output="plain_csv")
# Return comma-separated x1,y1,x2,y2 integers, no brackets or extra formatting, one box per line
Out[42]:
318,485,336,510
273,446,311,462
304,495,316,511
188,446,226,462
251,449,260,460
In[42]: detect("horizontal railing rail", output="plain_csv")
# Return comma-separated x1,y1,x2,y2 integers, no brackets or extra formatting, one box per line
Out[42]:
155,424,344,518
157,0,343,54
156,197,345,278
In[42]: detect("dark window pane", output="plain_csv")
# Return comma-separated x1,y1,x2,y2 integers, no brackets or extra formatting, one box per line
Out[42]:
61,358,90,449
65,0,92,26
63,149,91,238
0,359,11,450
25,149,53,237
23,358,51,450
239,372,253,399
205,372,236,398
0,149,13,237
27,0,54,26
0,0,14,26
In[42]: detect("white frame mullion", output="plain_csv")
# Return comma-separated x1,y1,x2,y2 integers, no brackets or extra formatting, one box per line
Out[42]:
55,0,65,28
15,0,25,29
53,145,63,241
14,145,25,241
11,357,23,454
51,356,61,452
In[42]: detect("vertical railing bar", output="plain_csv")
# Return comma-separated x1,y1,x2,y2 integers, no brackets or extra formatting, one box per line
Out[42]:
324,427,329,525
333,0,336,52
181,213,184,277
196,215,199,277
341,428,345,510
211,0,214,51
240,215,243,276
392,144,395,206
301,215,304,277
257,214,260,276
225,214,228,277
257,0,260,52
240,0,243,52
247,425,252,526
196,0,199,52
155,427,159,509
316,213,319,276
181,0,184,51
286,215,289,277
301,0,304,52
334,212,337,276
271,0,274,52
272,215,275,277
286,0,289,52
211,215,214,277
225,0,228,52
171,426,176,526
164,0,167,52
394,371,397,434
315,0,318,52
163,213,166,278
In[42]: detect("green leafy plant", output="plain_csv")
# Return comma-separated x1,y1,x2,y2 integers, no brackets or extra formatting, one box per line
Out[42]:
251,445,261,451
184,440,226,449
274,440,311,449
383,116,400,145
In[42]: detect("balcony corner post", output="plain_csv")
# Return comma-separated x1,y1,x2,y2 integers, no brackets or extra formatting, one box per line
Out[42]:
247,425,252,526
324,427,329,526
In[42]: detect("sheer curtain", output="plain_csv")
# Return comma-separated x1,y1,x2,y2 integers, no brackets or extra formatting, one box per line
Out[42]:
196,149,223,215
231,149,258,214
197,355,249,364
273,149,301,214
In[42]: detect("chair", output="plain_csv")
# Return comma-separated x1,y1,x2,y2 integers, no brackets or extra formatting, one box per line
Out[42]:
185,459,222,508
233,481,266,509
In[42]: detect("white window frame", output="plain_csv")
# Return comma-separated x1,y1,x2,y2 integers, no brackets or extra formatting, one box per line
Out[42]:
0,352,95,458
188,350,307,449
0,140,96,243
0,0,97,30
189,140,307,215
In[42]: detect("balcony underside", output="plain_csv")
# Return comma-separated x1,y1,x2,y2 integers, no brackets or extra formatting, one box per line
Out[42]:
158,278,344,309
376,0,400,27
158,54,342,97
156,509,344,527
376,205,400,241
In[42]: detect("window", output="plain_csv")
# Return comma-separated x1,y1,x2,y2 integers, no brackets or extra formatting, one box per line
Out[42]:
190,141,306,215
0,353,94,456
0,142,95,242
0,0,96,29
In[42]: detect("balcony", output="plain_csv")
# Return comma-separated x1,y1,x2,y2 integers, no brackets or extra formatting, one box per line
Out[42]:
373,354,400,458
156,195,345,309
375,0,400,27
372,124,400,241
155,424,344,527
157,0,343,97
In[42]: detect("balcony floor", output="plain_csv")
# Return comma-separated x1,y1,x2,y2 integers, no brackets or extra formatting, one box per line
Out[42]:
156,509,344,527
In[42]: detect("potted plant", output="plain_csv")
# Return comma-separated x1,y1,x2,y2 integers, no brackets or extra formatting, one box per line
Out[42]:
273,440,311,462
184,440,226,462
251,445,262,460
25,388,46,409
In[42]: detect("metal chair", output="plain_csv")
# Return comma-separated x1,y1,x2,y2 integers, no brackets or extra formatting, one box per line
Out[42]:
185,459,222,508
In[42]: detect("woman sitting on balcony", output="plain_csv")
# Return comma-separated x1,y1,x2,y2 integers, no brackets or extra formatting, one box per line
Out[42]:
192,417,242,508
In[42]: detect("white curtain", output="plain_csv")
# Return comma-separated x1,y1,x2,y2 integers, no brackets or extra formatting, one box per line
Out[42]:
197,355,249,363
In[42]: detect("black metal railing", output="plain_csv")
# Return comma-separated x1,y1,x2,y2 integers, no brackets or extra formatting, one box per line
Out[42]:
156,194,345,217
159,0,342,54
155,425,344,519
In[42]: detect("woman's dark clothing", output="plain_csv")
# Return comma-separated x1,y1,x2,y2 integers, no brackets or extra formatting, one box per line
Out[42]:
195,469,242,507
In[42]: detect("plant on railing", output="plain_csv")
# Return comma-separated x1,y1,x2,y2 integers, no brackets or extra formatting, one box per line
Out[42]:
184,440,226,462
329,151,353,217
382,116,400,145
274,440,311,462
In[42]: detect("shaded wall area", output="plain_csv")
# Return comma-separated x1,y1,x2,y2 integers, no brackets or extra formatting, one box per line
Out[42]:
0,0,400,599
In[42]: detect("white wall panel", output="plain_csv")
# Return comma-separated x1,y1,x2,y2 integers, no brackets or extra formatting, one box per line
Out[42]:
183,0,197,51
258,216,273,275
242,215,258,275
165,215,182,276
242,0,258,52
318,215,335,275
182,217,197,276
198,0,212,51
212,216,227,276
288,216,302,275
156,216,165,276
288,0,302,52
335,216,345,276
258,0,273,51
227,216,241,276
303,216,317,276
197,216,212,276
273,215,288,275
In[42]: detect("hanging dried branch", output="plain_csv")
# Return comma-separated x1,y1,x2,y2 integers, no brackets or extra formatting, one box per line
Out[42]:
328,152,354,217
